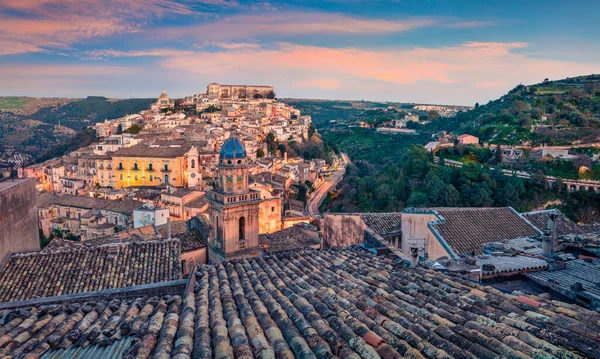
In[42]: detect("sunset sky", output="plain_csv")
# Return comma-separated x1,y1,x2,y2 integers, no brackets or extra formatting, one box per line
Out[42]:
1,0,599,105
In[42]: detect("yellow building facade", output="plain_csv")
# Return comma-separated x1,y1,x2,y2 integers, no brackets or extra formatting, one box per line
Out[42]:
112,144,200,189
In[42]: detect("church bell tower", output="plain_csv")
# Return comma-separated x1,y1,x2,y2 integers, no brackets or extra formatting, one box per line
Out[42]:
207,136,262,263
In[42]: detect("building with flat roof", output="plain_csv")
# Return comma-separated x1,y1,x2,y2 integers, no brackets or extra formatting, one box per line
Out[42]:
133,204,169,228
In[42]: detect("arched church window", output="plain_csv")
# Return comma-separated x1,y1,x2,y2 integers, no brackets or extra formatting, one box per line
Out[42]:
239,216,245,241
191,159,196,169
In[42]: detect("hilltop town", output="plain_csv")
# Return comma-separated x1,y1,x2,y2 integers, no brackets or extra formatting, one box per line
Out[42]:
3,84,336,248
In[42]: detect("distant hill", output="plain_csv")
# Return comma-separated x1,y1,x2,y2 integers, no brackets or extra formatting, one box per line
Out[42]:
424,74,600,145
0,97,79,115
0,96,155,160
29,96,155,130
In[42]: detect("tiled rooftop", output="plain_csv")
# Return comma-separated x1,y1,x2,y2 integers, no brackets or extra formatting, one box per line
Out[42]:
1,248,599,358
522,209,590,236
527,259,600,311
433,207,541,254
112,143,192,158
0,239,181,303
259,223,320,255
156,220,208,253
359,212,403,236
37,193,144,214
476,255,548,275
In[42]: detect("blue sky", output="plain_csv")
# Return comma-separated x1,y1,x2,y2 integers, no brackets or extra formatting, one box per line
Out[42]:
1,0,599,105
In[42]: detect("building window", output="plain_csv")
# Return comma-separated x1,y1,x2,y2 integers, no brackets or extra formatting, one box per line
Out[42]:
239,216,245,241
181,260,187,275
165,174,169,183
134,162,138,170
120,174,123,180
191,159,196,169
271,206,275,212
148,163,153,171
135,175,138,181
164,164,169,171
150,175,153,181
118,162,123,170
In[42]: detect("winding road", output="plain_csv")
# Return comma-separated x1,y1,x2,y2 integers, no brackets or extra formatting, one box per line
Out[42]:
307,153,349,218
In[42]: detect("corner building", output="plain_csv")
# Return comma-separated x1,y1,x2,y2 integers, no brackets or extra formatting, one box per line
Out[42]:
207,137,262,262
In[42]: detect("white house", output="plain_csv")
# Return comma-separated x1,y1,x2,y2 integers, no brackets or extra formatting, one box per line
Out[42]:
133,204,170,228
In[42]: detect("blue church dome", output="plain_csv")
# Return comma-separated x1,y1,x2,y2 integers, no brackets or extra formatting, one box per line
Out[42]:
220,137,247,159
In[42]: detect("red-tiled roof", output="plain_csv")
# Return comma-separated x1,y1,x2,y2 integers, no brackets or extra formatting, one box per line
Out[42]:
432,207,541,254
0,248,599,358
0,239,181,303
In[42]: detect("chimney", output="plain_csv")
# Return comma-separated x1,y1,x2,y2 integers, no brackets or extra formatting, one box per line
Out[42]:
542,229,554,258
410,247,419,268
548,212,557,247
167,217,171,240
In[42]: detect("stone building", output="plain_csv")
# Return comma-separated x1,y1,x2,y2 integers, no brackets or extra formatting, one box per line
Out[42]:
151,89,174,110
207,83,274,100
112,142,200,189
0,178,39,261
206,137,263,262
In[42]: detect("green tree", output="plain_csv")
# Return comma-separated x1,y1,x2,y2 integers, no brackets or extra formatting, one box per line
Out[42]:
277,144,286,156
308,122,317,139
493,143,502,165
256,148,265,158
116,124,123,134
123,124,142,134
403,145,430,179
407,192,428,207
444,185,460,206
396,169,407,201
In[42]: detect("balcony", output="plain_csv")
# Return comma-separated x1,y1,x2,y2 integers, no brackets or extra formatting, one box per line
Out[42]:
161,168,170,173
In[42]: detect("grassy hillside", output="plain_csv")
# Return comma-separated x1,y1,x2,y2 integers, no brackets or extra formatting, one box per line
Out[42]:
0,97,78,115
423,74,600,145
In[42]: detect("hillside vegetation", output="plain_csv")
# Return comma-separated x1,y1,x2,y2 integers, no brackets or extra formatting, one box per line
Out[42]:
282,99,412,128
0,96,154,160
423,75,600,145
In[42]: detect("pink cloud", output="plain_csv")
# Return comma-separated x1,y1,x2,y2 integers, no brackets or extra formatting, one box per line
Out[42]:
92,41,598,92
0,0,199,55
294,78,343,90
5,40,600,104
156,12,437,40
445,21,495,28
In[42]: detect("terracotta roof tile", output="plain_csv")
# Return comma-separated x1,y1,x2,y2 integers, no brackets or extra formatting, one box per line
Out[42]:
1,248,599,358
0,239,181,303
259,224,320,255
37,192,144,214
522,209,593,235
432,207,541,254
359,212,403,236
